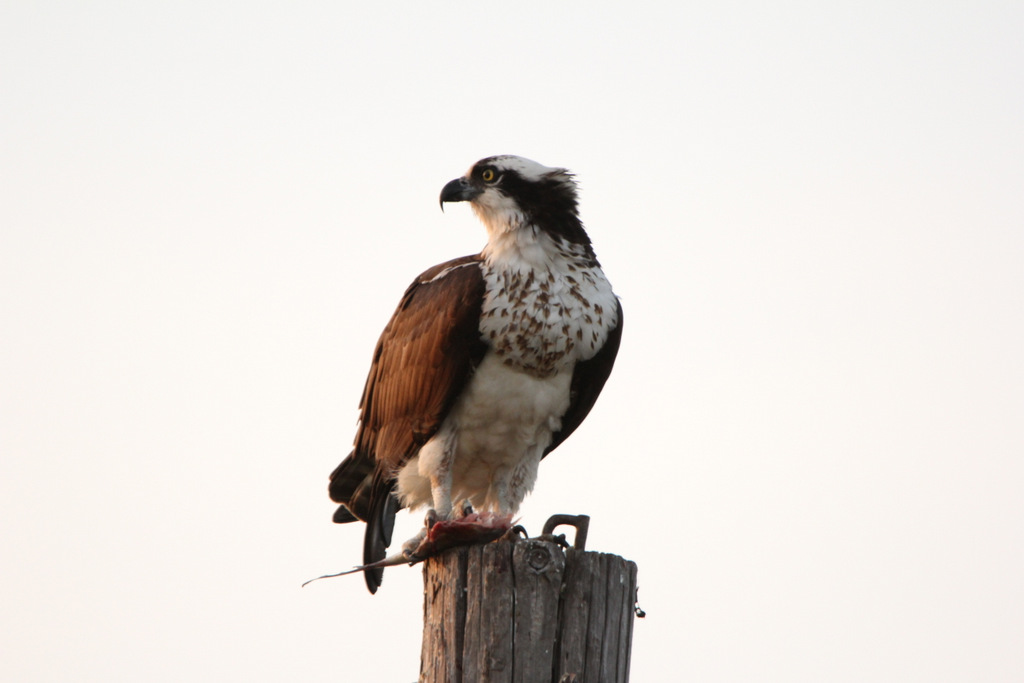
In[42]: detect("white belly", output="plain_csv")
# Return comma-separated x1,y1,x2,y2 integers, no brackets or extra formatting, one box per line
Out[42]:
396,352,572,515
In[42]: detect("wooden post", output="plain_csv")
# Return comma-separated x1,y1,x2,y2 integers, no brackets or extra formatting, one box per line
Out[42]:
420,520,639,683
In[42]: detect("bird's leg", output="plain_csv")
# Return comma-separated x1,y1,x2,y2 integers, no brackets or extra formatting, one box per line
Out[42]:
421,433,457,521
402,508,516,562
430,492,453,523
400,440,514,561
398,437,455,560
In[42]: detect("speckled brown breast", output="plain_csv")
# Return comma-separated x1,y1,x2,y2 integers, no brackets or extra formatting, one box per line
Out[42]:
479,257,617,378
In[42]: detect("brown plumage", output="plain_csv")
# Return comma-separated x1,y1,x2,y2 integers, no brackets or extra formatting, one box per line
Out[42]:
330,255,487,521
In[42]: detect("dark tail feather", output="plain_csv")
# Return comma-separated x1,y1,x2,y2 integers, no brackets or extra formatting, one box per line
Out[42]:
363,480,399,594
332,505,359,524
328,450,376,522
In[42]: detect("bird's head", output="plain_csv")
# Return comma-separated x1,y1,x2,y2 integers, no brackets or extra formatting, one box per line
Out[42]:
439,156,586,249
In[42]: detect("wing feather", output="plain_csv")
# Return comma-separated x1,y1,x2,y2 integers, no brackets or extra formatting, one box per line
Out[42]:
329,254,487,519
545,298,623,456
328,255,487,592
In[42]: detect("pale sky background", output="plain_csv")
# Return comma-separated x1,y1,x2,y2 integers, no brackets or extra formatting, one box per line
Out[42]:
2,2,1022,681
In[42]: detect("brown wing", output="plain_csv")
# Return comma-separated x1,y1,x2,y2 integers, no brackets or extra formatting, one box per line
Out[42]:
545,297,623,456
328,254,487,592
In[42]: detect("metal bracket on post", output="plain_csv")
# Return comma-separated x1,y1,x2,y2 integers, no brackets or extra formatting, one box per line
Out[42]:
541,513,590,550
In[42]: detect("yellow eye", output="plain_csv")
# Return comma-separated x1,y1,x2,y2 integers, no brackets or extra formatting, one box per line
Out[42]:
481,168,496,183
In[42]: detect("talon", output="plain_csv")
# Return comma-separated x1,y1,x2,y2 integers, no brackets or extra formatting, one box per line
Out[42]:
424,509,438,529
500,524,529,542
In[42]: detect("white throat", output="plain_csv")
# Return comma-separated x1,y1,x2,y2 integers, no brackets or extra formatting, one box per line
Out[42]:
471,195,526,242
481,224,572,272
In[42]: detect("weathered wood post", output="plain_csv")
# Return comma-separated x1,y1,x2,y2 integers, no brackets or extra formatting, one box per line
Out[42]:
420,515,639,683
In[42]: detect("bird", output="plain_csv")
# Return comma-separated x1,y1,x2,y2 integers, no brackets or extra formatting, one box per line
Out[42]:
328,155,622,593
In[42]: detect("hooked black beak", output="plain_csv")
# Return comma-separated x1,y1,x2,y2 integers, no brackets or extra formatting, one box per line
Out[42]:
439,177,481,211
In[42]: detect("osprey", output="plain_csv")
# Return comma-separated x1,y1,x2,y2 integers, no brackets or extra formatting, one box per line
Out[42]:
328,155,622,592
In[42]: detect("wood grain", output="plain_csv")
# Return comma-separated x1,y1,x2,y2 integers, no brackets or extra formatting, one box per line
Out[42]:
420,540,638,683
